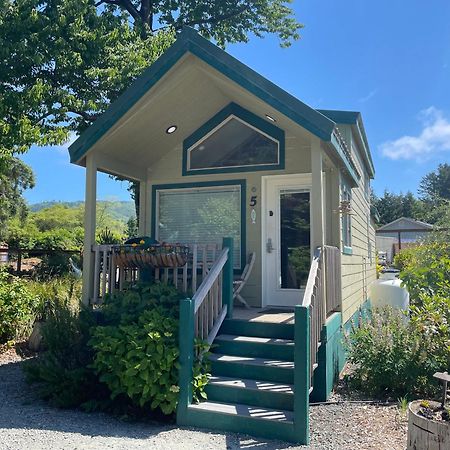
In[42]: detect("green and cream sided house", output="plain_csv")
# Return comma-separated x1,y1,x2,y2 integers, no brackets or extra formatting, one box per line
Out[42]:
69,28,376,444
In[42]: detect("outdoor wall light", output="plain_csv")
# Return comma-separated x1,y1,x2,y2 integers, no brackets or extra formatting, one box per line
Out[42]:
166,125,178,134
265,114,276,122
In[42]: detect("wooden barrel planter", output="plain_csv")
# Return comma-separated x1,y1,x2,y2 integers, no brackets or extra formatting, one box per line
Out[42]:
408,400,450,449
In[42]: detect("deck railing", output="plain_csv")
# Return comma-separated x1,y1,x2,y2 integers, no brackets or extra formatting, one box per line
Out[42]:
177,237,233,424
90,243,220,304
323,245,342,315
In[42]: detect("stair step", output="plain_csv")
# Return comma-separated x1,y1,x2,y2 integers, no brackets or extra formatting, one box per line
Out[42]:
206,375,294,410
185,400,298,442
209,353,294,384
213,334,294,360
208,375,294,393
189,400,293,423
221,318,294,340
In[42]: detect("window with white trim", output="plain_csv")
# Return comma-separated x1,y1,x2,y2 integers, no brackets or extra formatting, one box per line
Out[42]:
155,184,242,268
187,116,279,172
341,182,352,250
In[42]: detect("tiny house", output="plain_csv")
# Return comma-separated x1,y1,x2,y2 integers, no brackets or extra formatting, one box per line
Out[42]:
69,28,376,443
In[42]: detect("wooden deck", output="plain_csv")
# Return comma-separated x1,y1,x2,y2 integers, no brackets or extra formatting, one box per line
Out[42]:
233,307,295,324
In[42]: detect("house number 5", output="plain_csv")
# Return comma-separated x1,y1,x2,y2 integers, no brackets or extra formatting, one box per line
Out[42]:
250,195,257,207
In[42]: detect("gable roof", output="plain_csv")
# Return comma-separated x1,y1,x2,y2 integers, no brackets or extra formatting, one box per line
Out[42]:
377,217,434,231
319,109,375,178
68,28,365,185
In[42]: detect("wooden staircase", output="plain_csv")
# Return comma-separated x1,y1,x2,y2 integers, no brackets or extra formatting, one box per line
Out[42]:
186,317,301,442
177,244,341,444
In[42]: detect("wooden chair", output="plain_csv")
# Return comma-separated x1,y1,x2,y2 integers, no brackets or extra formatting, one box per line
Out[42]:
233,252,256,309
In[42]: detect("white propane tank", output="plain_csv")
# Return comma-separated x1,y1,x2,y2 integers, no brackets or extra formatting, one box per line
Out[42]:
370,270,410,311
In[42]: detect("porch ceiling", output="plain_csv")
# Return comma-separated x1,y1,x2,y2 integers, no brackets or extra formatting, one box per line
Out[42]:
72,54,313,180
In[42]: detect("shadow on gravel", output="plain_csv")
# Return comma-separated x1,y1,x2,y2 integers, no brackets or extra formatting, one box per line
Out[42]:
225,434,295,449
0,359,297,448
0,359,176,440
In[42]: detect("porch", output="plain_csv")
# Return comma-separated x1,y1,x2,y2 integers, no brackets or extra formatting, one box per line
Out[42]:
86,235,341,444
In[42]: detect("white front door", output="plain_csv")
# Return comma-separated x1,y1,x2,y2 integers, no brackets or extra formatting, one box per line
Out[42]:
262,174,312,307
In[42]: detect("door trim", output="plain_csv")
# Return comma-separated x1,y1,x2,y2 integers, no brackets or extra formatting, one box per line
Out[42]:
261,174,313,307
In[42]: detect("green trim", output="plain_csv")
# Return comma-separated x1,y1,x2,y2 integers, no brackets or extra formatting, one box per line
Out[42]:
69,27,335,165
151,179,246,271
331,132,359,186
342,246,353,255
310,312,345,403
182,102,285,176
319,109,375,178
176,298,195,425
293,305,310,445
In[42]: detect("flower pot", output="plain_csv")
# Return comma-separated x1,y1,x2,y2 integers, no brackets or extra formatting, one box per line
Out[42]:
408,400,450,449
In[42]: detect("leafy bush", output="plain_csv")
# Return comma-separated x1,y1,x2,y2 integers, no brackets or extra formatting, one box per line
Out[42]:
398,241,450,303
89,283,209,416
0,268,40,343
347,303,450,399
24,301,100,408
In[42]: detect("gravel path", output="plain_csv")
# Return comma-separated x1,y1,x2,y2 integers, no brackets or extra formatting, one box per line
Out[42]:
0,350,407,450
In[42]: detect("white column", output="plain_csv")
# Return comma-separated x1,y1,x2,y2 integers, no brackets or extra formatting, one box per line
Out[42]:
82,153,97,306
138,180,148,235
311,137,325,252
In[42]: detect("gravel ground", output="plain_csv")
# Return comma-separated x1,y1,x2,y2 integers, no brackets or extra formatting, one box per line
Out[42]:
0,349,407,450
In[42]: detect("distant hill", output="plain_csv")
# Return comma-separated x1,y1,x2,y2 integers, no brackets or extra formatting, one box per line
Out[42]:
30,201,136,223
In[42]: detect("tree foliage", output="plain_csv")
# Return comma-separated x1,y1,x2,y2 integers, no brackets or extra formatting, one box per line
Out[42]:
0,0,301,158
0,156,35,228
419,163,450,204
372,164,450,226
0,0,175,157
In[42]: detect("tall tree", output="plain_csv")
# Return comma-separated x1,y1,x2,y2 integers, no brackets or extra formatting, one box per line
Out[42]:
0,156,35,233
0,0,302,158
418,163,450,204
372,190,420,226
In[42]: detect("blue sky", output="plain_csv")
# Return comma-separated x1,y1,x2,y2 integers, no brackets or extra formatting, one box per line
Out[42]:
21,0,450,203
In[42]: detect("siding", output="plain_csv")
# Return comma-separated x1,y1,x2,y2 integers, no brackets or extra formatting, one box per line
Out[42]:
340,126,377,323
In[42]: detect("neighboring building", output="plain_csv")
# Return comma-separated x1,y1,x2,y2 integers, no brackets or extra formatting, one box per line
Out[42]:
68,28,376,444
376,217,434,258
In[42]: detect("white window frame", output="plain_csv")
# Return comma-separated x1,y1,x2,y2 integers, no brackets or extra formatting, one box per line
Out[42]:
186,115,280,172
154,183,243,269
341,181,352,253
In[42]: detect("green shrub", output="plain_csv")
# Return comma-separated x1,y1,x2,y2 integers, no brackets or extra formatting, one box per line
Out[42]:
27,276,82,319
0,268,40,343
89,283,209,416
347,303,450,399
24,301,101,408
399,242,450,303
393,248,415,271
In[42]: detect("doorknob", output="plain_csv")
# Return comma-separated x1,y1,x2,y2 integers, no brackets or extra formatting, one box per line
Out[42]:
266,238,275,253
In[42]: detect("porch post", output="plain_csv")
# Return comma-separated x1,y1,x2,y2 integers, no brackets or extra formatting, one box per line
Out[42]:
138,180,148,235
311,138,325,251
82,153,97,306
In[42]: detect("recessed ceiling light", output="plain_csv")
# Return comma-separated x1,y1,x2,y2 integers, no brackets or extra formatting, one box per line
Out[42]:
265,114,276,122
166,125,177,134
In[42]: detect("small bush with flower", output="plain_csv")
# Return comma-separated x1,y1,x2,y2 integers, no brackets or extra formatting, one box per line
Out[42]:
347,298,450,399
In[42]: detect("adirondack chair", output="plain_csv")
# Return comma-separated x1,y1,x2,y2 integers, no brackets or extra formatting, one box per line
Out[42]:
233,252,256,309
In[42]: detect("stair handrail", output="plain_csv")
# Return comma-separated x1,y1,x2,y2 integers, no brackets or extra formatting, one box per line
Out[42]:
294,246,325,445
177,237,234,425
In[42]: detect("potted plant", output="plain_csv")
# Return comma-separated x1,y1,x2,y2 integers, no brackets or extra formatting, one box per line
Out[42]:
408,372,450,449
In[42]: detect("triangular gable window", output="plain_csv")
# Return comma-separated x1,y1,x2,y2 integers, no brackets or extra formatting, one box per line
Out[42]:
183,103,284,175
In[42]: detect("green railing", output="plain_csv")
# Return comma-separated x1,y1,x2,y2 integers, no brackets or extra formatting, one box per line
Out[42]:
177,237,234,424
